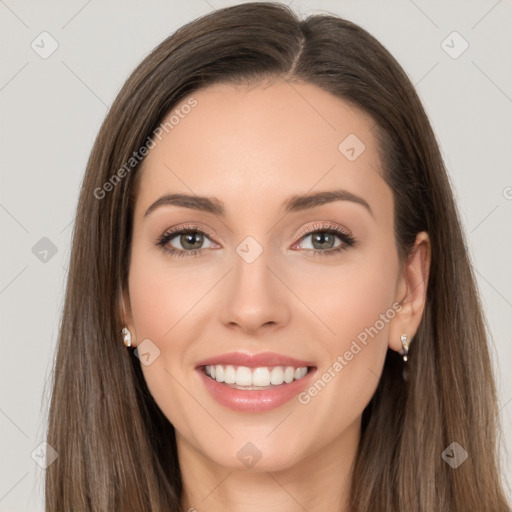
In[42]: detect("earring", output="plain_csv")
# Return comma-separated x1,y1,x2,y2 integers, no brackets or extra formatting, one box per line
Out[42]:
400,333,410,362
122,327,132,347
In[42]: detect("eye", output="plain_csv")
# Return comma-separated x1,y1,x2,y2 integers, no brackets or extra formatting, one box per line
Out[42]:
155,224,217,258
155,222,357,259
292,222,357,256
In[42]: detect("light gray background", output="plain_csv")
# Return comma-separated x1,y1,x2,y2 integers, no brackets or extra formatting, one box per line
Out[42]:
1,0,511,510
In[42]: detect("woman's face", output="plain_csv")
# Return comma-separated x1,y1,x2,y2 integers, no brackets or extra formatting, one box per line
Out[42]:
123,79,420,472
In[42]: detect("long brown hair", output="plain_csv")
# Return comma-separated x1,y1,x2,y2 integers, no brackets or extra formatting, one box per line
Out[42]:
45,2,511,510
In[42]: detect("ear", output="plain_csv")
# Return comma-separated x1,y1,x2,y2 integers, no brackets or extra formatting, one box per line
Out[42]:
389,231,431,354
119,286,138,347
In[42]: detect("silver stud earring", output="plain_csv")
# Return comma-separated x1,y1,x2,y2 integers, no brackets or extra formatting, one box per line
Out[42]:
122,327,132,347
400,333,410,362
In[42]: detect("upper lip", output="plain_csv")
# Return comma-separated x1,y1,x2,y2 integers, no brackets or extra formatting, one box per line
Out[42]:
195,351,316,369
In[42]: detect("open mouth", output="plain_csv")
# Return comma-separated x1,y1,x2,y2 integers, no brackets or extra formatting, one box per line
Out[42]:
200,364,316,390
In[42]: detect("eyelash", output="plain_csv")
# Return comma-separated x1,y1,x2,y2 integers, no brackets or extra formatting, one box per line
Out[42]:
155,222,357,259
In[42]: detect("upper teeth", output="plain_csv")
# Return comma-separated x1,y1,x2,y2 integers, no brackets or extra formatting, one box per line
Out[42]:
205,365,308,386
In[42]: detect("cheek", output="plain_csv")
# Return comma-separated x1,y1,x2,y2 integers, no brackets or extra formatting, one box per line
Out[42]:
126,246,218,418
288,243,399,349
127,243,212,341
126,252,198,436
294,247,398,428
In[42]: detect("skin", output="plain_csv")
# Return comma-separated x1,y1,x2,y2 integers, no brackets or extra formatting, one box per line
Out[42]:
121,78,431,512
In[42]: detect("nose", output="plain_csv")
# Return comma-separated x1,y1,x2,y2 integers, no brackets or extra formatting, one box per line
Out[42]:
219,242,291,335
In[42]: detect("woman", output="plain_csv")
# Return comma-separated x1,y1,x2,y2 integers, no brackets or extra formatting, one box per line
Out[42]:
45,2,511,511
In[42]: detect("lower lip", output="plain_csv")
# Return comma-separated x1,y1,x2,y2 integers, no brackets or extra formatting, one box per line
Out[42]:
196,367,317,412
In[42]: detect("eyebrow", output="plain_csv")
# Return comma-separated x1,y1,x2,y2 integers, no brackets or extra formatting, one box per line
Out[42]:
144,189,373,218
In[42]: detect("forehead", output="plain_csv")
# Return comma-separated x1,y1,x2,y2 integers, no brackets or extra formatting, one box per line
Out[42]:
134,79,390,220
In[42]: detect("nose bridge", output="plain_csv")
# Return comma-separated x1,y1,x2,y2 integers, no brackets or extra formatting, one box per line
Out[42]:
220,234,290,332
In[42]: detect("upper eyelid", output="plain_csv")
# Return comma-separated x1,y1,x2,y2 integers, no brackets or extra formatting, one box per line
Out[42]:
160,224,216,242
294,221,352,239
